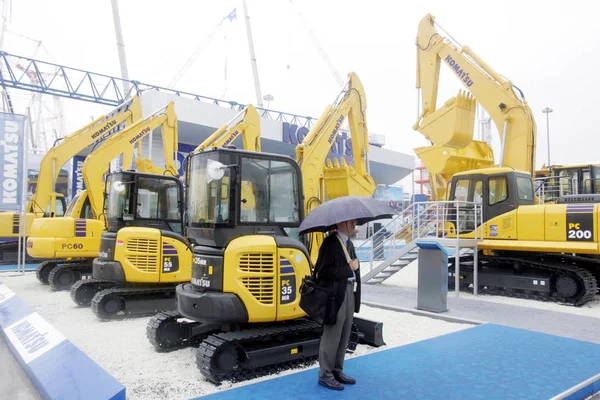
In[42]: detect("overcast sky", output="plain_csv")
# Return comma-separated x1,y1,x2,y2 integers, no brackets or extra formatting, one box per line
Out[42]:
3,0,599,189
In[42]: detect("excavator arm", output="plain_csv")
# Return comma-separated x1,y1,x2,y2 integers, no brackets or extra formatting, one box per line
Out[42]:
194,105,261,152
27,96,142,215
296,72,376,215
414,14,536,199
82,101,178,221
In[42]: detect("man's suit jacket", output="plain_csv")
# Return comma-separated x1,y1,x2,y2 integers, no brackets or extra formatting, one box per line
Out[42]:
314,233,362,321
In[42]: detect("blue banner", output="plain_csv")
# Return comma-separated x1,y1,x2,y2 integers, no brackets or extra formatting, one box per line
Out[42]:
71,155,86,198
0,113,26,211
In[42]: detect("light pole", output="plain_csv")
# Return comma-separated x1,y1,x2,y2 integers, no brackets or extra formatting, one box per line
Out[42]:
263,94,274,109
542,107,553,167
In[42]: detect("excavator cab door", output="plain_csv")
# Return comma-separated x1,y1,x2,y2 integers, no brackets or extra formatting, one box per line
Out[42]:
483,172,534,221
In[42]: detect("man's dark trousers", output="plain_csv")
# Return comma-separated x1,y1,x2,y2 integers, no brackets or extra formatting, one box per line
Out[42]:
318,281,354,380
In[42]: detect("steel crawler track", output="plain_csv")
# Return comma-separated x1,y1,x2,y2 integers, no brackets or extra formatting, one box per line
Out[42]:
450,253,598,306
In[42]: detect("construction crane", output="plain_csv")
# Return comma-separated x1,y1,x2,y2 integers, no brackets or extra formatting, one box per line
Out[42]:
167,7,238,89
288,0,345,89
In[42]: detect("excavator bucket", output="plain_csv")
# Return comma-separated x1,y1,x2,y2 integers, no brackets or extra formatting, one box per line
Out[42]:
414,141,494,176
414,141,494,200
415,91,476,149
323,157,375,199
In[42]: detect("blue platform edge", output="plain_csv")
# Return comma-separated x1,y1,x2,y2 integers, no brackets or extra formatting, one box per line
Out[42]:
0,264,39,272
0,281,125,400
196,324,600,400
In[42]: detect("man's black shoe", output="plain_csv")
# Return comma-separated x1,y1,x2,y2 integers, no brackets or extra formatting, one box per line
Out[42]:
318,377,344,390
333,371,356,385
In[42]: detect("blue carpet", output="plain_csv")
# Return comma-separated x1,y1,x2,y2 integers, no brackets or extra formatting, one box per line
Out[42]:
0,264,38,272
196,324,600,400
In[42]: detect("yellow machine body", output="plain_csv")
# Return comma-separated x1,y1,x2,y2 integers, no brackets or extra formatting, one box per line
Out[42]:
27,216,104,258
110,227,192,283
213,235,310,323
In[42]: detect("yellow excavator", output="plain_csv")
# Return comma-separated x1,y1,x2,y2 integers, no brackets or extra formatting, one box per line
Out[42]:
145,72,383,383
535,164,600,203
414,14,598,305
27,102,178,291
0,97,142,265
69,105,262,320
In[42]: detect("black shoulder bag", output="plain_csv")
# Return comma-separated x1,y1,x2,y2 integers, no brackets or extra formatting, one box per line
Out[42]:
299,235,350,325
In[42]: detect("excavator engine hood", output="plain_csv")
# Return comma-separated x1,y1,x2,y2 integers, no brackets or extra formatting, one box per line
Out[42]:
26,217,104,259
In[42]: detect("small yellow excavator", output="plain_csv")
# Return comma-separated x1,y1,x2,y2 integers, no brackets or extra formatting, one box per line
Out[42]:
69,105,262,320
27,102,178,290
0,97,142,264
145,73,383,383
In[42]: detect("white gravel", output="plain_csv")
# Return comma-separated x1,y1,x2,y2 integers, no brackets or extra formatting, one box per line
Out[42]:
383,259,600,319
0,271,471,400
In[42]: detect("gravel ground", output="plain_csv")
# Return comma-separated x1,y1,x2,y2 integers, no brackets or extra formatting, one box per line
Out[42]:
383,259,600,318
0,271,472,400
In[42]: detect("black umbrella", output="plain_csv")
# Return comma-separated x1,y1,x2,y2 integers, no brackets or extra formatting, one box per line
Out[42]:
298,196,397,235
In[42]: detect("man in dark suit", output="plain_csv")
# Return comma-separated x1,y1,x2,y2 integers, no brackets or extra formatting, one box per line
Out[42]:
314,219,361,391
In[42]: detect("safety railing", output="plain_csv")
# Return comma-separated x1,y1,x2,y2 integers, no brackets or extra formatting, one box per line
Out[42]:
356,200,483,294
535,176,575,203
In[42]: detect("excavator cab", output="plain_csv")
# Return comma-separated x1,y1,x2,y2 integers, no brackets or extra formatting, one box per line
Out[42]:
103,171,184,234
42,194,67,218
446,168,534,235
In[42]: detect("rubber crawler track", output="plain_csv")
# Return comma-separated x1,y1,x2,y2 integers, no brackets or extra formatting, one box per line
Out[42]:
450,253,598,306
47,259,92,291
70,279,116,307
91,286,176,320
196,319,323,383
35,260,59,284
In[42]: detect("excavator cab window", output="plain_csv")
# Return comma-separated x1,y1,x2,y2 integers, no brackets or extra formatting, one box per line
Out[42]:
186,148,304,242
239,157,301,225
64,193,81,217
449,172,534,233
43,197,66,218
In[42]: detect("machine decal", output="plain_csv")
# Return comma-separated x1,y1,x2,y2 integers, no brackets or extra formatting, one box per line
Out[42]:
12,213,19,234
565,205,594,242
489,224,498,237
279,256,296,304
74,219,86,237
162,242,179,273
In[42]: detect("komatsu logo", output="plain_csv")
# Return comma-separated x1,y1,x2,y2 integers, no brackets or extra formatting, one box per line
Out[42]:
90,119,117,140
1,119,21,205
5,313,66,364
223,130,239,147
444,55,474,87
75,160,84,192
129,127,151,145
327,116,345,144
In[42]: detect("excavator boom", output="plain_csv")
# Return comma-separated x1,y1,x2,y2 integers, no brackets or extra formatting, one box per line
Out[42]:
27,96,142,215
414,14,536,199
296,72,375,214
82,102,179,221
194,105,261,153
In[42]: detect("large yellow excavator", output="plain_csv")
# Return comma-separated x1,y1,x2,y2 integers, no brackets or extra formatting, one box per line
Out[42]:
414,14,598,305
145,73,382,383
69,105,262,320
27,102,178,291
0,97,142,264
